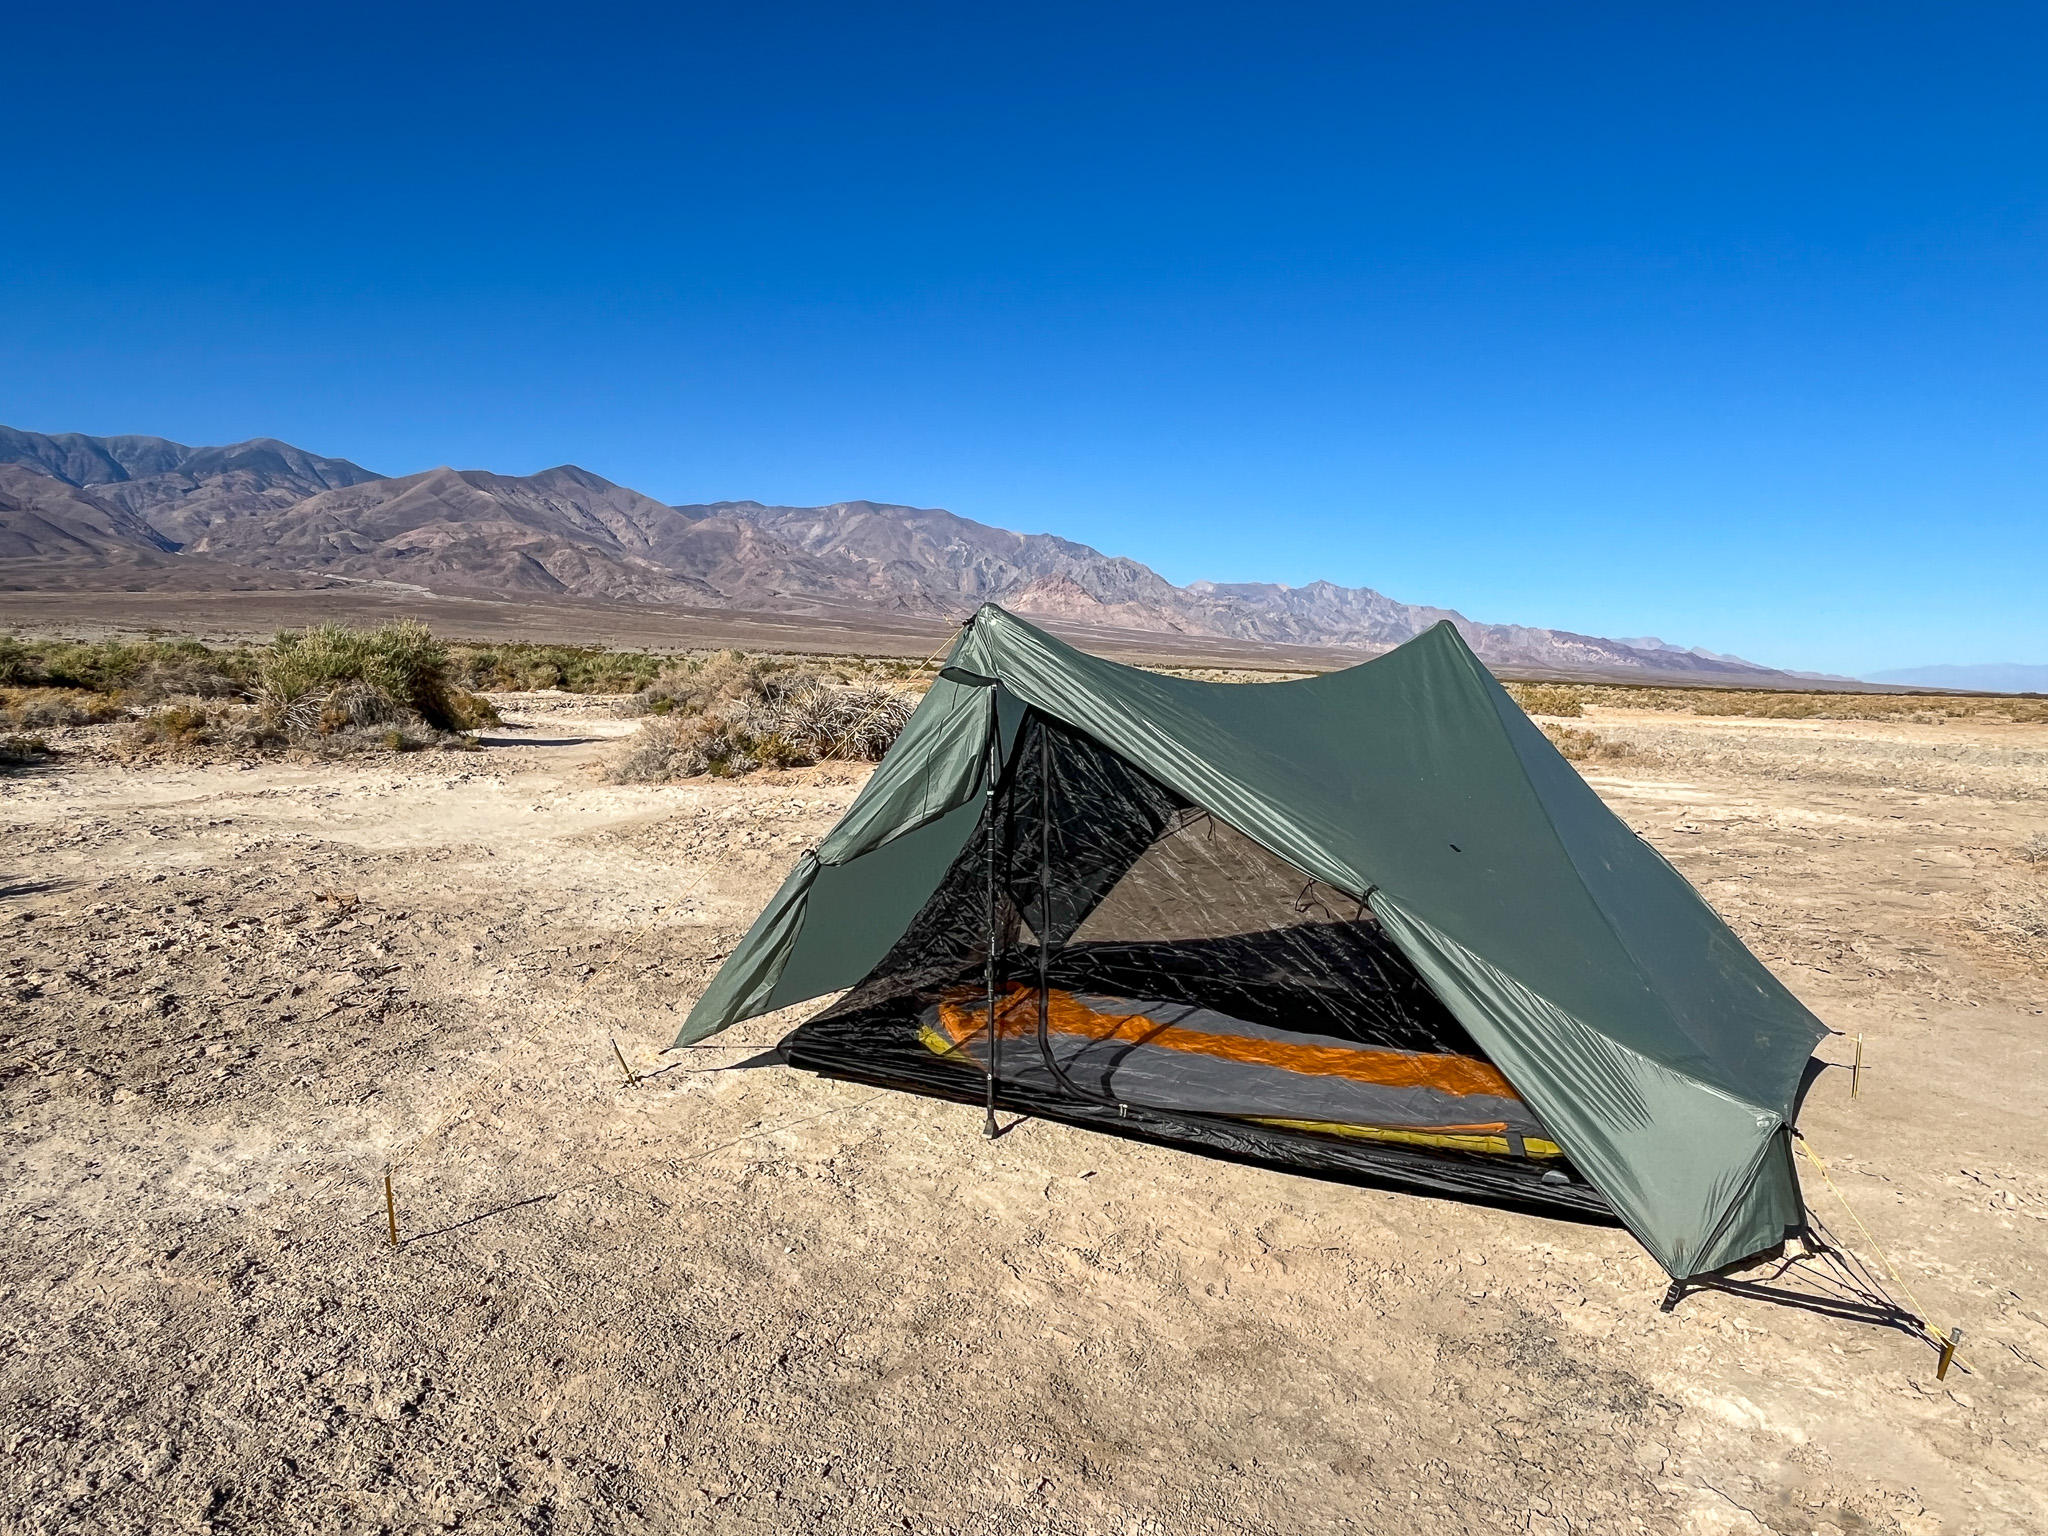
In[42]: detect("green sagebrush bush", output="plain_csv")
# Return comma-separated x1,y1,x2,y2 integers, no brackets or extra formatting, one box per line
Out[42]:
259,621,494,732
0,635,253,700
109,622,495,760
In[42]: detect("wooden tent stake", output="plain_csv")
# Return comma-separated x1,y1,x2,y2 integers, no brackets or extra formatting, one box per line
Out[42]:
611,1037,639,1086
1937,1326,1965,1381
1851,1034,1864,1100
384,1168,399,1248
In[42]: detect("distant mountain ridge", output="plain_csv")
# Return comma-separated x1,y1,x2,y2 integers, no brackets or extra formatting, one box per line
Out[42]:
1,424,1797,679
1864,663,2048,694
688,498,1790,677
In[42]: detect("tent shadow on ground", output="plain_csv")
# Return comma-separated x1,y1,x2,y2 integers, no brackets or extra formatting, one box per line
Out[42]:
1663,1219,1939,1355
0,877,70,901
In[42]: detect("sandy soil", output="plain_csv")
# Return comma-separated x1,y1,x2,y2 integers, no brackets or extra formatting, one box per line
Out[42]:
3,698,2044,1535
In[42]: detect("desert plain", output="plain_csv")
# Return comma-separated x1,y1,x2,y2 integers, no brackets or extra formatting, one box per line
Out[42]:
3,689,2045,1535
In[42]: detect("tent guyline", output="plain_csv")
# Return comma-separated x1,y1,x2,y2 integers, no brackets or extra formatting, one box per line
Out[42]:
674,605,1832,1282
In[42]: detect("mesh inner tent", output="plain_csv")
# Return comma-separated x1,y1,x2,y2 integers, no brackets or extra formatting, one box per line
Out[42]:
782,710,1611,1217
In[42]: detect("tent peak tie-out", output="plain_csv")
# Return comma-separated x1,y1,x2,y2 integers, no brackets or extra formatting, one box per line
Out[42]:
676,605,1826,1279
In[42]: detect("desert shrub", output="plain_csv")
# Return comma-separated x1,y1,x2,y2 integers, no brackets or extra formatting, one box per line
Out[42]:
771,681,916,759
1508,684,1585,718
93,622,497,761
2015,831,2048,867
0,636,254,698
258,622,498,735
449,643,666,694
611,713,802,782
264,622,448,725
124,643,252,701
609,654,917,782
638,650,775,715
116,695,462,761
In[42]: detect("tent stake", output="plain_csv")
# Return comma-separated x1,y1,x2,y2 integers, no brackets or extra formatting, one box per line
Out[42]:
1937,1326,1965,1381
611,1036,639,1086
384,1167,399,1248
1850,1034,1863,1100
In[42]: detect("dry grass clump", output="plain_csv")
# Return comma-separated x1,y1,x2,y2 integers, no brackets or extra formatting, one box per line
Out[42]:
0,687,125,729
1540,724,1641,764
2014,831,2048,867
1962,877,2048,971
636,650,781,718
1506,684,1585,718
0,733,54,769
116,701,286,760
610,650,916,782
611,713,807,781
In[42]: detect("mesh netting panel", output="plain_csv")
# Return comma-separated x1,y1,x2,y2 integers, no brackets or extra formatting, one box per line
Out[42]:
1053,808,1476,1055
787,710,1605,1216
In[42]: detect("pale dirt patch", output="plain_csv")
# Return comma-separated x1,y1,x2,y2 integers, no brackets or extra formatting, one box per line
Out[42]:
3,699,2045,1534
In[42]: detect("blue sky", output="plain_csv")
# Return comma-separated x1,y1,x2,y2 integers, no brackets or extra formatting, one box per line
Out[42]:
4,2,2043,675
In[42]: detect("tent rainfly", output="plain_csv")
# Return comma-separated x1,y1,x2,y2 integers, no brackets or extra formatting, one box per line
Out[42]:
675,606,1827,1280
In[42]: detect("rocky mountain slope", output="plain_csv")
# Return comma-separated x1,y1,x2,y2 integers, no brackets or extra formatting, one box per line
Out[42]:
703,498,1782,677
180,465,876,608
0,427,381,550
1,425,1789,677
0,462,182,572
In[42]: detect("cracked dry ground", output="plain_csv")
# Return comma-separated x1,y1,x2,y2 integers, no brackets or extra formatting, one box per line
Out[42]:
3,697,2044,1535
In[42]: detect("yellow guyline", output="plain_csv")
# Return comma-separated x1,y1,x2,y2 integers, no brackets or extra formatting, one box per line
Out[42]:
1794,1130,1967,1379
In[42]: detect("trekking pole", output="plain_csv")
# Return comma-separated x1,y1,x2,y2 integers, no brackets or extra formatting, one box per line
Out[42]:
982,720,1001,1139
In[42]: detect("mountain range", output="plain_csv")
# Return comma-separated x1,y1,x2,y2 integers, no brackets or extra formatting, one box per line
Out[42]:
1863,663,2048,694
1,425,1812,680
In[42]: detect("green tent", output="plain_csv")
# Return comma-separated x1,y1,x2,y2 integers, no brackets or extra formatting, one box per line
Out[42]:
675,605,1825,1279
